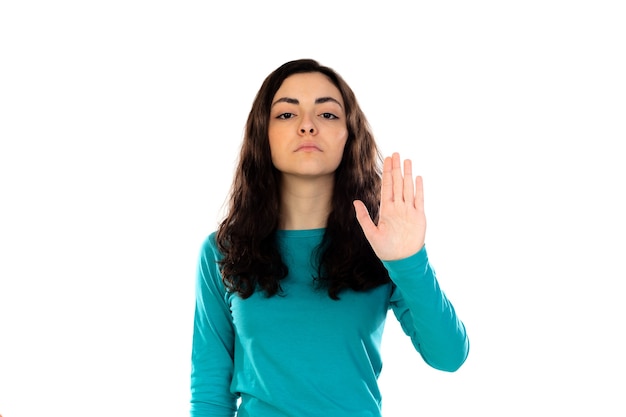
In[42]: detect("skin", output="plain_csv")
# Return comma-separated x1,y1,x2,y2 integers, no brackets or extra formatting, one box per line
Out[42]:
269,72,426,261
354,153,427,261
269,72,349,230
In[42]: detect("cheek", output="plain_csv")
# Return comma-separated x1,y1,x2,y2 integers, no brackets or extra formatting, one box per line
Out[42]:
267,126,281,153
334,131,349,156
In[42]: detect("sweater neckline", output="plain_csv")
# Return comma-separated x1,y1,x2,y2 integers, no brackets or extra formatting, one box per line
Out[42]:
275,228,326,238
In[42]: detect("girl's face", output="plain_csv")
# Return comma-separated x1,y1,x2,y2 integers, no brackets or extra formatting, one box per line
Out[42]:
268,72,348,181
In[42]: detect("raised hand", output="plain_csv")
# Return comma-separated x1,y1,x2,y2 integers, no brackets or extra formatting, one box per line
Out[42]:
353,152,426,261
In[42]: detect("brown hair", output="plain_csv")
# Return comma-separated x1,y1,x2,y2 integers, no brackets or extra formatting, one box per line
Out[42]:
216,59,389,299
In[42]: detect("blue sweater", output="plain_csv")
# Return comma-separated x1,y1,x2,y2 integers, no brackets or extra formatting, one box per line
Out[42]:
190,229,469,417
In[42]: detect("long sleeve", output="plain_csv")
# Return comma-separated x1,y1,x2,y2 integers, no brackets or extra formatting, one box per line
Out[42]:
383,246,469,372
190,234,238,417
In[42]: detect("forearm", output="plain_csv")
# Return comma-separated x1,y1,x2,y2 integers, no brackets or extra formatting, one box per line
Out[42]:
385,246,469,372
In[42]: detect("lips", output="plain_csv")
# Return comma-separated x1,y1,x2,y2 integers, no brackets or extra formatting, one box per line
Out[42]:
295,142,322,152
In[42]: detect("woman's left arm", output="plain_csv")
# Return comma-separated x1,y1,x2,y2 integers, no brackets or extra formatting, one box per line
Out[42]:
354,152,469,371
353,152,426,261
383,247,469,371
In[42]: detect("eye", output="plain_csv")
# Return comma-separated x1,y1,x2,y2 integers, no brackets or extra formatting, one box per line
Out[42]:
320,112,339,120
277,112,295,120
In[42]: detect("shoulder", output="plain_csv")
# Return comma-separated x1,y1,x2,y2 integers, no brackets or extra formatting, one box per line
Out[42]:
198,231,222,261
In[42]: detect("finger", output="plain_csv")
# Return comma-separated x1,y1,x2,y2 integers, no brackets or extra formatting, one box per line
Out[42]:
414,175,424,211
353,200,377,239
392,152,403,202
380,156,393,203
403,158,415,204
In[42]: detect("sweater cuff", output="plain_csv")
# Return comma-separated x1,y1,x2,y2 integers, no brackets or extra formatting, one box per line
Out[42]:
382,244,428,270
381,245,430,285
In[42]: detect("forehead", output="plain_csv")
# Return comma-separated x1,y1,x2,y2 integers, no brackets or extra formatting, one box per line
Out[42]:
274,72,343,102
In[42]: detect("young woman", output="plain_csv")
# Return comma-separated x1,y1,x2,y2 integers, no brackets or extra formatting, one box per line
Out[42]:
190,59,469,417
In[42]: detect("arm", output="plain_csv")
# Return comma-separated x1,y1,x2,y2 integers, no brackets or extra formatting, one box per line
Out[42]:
190,234,238,417
354,152,469,371
384,247,469,372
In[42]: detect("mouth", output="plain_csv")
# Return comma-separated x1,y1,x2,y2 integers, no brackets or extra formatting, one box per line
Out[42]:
295,143,322,152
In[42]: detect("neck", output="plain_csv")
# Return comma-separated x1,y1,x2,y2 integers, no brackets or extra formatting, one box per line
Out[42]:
278,174,334,230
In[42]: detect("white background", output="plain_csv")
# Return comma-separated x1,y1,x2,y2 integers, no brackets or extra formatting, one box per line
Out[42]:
1,1,625,416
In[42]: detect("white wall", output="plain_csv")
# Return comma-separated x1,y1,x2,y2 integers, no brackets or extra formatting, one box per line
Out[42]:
1,1,624,416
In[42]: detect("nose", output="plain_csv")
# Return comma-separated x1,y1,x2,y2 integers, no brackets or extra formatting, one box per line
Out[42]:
298,114,317,136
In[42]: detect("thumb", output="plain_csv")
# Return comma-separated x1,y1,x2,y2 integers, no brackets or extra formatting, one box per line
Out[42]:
353,200,377,239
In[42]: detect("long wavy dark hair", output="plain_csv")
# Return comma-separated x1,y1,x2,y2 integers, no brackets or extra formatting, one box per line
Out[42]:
216,58,390,300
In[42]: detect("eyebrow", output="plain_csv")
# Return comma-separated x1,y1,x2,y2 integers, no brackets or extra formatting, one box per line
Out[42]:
271,96,344,108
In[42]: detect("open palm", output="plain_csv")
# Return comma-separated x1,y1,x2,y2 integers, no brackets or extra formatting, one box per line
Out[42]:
353,152,426,261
